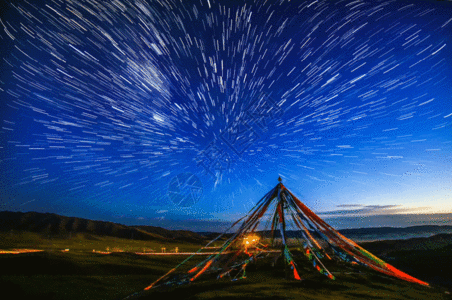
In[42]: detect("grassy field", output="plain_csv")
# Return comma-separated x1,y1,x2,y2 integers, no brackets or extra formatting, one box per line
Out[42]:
1,232,451,300
0,231,208,253
0,251,208,300
0,232,209,299
132,269,449,300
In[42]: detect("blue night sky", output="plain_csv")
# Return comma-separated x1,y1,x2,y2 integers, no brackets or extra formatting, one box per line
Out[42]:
1,0,451,232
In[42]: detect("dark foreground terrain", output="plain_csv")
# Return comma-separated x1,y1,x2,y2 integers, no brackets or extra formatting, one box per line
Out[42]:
1,213,452,300
1,234,452,300
129,269,449,300
0,250,210,300
130,237,452,300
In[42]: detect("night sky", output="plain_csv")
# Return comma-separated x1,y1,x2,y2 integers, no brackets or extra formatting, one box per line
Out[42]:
1,0,451,232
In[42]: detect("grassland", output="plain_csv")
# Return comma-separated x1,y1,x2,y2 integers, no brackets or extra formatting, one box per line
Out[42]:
1,232,451,300
0,251,199,300
0,231,210,300
132,269,449,300
0,231,208,252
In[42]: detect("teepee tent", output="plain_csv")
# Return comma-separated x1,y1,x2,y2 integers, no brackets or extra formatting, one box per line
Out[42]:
144,177,428,290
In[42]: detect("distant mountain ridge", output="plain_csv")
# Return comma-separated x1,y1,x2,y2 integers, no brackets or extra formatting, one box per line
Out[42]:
2,211,452,243
200,225,452,238
339,225,452,236
0,211,207,243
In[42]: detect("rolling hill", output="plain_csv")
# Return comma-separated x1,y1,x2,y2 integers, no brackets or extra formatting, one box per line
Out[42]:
2,211,452,244
0,211,207,244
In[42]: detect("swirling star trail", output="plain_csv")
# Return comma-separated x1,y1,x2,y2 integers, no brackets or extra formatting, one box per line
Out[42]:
1,0,451,230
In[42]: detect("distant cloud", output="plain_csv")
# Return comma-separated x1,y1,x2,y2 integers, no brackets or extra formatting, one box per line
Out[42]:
157,210,168,214
325,213,452,229
318,209,369,215
365,205,399,209
318,204,430,217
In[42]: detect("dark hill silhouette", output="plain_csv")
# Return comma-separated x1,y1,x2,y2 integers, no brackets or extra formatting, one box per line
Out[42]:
360,233,452,255
134,226,207,243
339,225,452,236
0,211,207,243
2,210,452,243
237,225,452,241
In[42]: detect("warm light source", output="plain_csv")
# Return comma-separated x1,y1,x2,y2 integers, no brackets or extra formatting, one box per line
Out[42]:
242,234,260,247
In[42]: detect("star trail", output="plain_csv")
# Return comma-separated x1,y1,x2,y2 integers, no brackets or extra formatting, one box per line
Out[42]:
1,0,451,230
